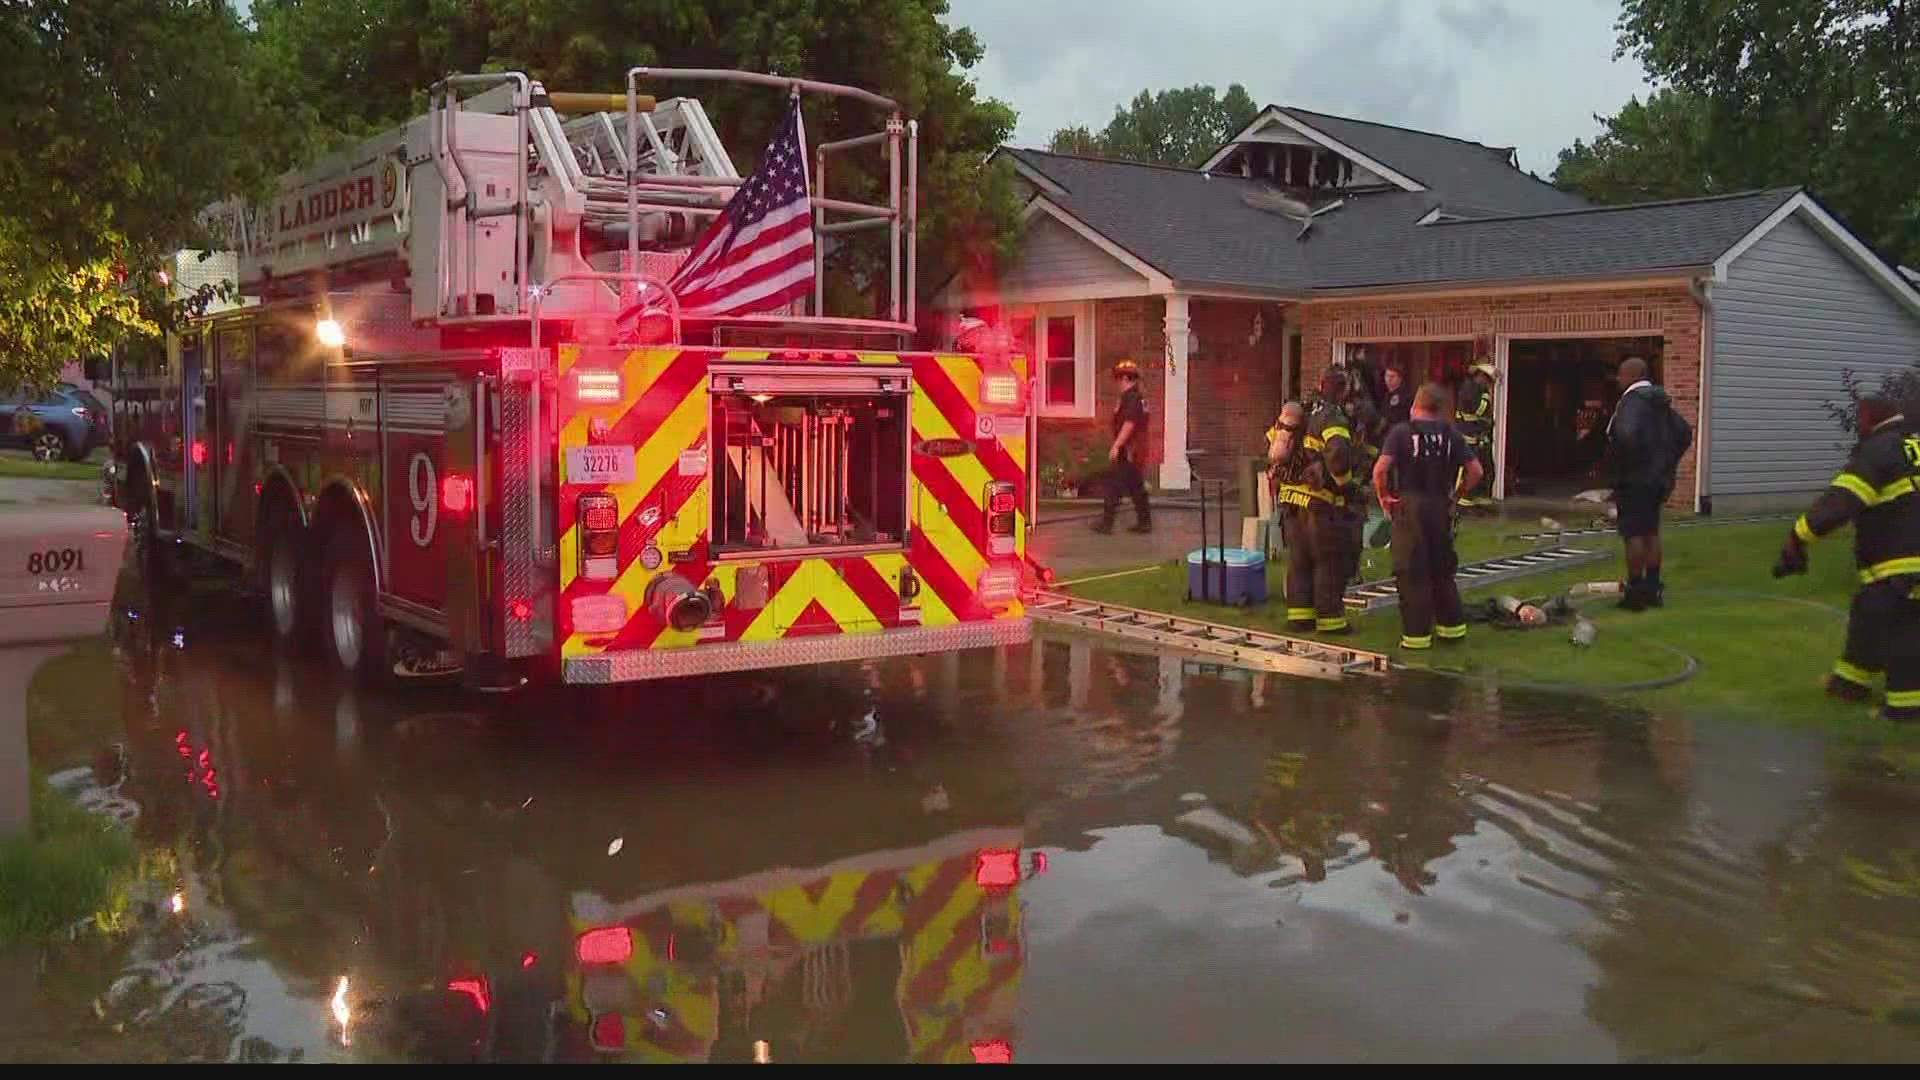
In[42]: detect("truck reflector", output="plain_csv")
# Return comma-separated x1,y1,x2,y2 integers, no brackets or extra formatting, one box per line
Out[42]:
577,369,622,403
978,565,1020,602
571,594,627,633
974,848,1020,887
577,493,620,579
984,480,1016,555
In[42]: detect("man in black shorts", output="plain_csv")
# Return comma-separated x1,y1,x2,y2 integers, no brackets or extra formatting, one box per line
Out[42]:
1372,383,1483,649
1606,356,1691,610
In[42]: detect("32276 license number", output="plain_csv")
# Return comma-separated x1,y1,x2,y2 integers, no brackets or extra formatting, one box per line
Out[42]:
27,548,85,575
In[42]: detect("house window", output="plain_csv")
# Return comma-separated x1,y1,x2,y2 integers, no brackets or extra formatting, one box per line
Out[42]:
1013,302,1094,418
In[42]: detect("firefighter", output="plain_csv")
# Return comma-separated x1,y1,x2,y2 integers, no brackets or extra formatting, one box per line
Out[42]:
1455,358,1496,506
1268,373,1357,635
1314,367,1370,586
1372,383,1484,650
1774,394,1920,722
1091,359,1151,534
1381,363,1412,431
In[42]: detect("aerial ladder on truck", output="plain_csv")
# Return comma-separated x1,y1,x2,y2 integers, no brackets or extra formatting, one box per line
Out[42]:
111,68,1033,690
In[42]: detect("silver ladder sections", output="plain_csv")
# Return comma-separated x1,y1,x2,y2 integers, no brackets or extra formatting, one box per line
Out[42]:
1025,591,1390,680
1343,545,1610,612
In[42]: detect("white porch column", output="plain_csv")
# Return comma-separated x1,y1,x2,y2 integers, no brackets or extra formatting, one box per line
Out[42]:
1160,293,1192,490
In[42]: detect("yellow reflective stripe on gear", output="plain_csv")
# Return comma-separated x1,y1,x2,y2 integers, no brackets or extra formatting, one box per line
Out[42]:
1435,623,1467,639
1400,635,1432,649
1877,476,1918,503
1316,616,1349,631
1286,607,1316,620
1832,658,1878,686
1831,471,1878,504
1860,556,1920,583
1886,689,1920,708
1319,425,1351,442
1303,435,1325,451
1795,515,1819,544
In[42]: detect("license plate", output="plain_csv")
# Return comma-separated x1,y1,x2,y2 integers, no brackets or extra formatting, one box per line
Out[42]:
566,445,636,485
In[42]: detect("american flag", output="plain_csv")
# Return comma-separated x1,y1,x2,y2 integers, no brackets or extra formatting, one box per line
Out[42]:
668,98,815,316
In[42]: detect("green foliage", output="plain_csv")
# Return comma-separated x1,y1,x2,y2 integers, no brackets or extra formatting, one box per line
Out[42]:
0,780,135,946
1556,0,1920,266
1048,83,1260,168
248,0,1024,314
1553,89,1719,204
0,0,274,394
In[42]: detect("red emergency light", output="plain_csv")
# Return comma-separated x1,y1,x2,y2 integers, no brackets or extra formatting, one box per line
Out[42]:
446,976,490,1013
971,1038,1014,1064
590,1013,626,1051
576,925,633,965
974,848,1020,889
442,473,473,514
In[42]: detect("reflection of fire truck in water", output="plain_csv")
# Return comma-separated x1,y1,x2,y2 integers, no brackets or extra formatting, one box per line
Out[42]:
105,68,1031,686
566,829,1032,1063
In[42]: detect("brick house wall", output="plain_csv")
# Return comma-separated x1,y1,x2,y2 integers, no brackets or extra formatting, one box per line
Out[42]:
1297,284,1706,508
1035,296,1287,494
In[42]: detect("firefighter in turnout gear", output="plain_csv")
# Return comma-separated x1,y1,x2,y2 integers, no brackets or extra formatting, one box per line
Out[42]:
1092,359,1152,534
1455,358,1496,507
1373,383,1484,650
1775,395,1920,722
1267,372,1357,635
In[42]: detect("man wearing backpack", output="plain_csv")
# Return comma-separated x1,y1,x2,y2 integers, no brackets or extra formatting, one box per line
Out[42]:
1606,356,1693,611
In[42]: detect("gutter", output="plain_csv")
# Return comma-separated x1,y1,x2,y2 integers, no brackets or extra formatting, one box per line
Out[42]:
1689,275,1714,515
1303,267,1711,300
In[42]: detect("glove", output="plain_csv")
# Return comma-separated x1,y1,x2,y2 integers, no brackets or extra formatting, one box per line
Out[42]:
1773,532,1808,578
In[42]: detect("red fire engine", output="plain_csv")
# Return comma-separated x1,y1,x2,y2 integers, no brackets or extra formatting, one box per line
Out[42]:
105,68,1032,687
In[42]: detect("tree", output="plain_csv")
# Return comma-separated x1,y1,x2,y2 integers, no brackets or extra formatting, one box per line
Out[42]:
248,0,1023,317
1555,0,1920,267
1048,83,1260,168
0,0,274,392
1552,90,1719,204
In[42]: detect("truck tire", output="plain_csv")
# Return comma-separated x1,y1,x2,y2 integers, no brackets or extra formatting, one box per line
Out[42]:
125,467,174,588
261,508,308,646
323,528,388,684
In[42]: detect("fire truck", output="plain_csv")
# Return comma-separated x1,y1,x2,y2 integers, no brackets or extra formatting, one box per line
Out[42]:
105,68,1033,687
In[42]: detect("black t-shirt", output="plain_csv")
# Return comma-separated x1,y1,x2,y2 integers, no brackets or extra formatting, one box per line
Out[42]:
1382,387,1412,430
1383,418,1475,497
1113,386,1149,463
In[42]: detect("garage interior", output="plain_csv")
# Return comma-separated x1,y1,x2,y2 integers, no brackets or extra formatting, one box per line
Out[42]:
1503,335,1663,499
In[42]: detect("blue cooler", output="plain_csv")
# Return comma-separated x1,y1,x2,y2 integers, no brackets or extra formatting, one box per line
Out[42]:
1186,546,1267,605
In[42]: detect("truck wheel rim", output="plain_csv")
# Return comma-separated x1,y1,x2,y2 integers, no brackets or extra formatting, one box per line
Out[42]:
270,542,299,638
331,570,363,670
33,432,61,461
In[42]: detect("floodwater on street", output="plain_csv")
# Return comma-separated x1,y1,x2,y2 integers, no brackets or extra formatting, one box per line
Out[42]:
7,569,1920,1063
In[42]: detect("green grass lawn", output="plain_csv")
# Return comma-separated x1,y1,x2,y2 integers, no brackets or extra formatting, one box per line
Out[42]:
0,777,135,945
1063,515,1914,738
0,447,105,481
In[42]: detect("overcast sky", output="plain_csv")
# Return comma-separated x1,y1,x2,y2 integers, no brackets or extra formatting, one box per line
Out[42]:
947,0,1654,178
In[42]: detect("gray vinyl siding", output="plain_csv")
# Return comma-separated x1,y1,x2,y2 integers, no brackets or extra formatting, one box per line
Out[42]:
1710,213,1920,497
1005,215,1146,293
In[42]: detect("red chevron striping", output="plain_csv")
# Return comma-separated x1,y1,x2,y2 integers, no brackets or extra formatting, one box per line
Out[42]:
781,598,842,637
559,429,706,616
904,897,985,1005
833,870,901,940
912,356,1025,498
556,348,707,538
910,530,990,622
833,556,901,627
918,958,1023,1063
909,436,991,559
899,855,974,937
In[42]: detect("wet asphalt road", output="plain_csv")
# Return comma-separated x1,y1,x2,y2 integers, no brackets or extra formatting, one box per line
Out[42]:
8,567,1920,1063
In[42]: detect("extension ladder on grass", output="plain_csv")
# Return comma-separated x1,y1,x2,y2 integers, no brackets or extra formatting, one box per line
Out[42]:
1506,512,1791,545
1025,591,1390,680
1343,546,1611,612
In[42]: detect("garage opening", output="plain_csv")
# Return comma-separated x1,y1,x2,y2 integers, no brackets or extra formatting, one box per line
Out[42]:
1503,336,1662,499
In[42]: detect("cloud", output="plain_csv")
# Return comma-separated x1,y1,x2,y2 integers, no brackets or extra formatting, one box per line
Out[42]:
946,0,1652,176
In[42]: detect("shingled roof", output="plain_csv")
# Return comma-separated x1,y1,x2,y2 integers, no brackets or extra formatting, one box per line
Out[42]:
1270,107,1589,215
999,145,1801,295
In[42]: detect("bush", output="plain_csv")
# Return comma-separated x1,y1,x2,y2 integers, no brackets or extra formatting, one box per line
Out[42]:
1825,361,1920,436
